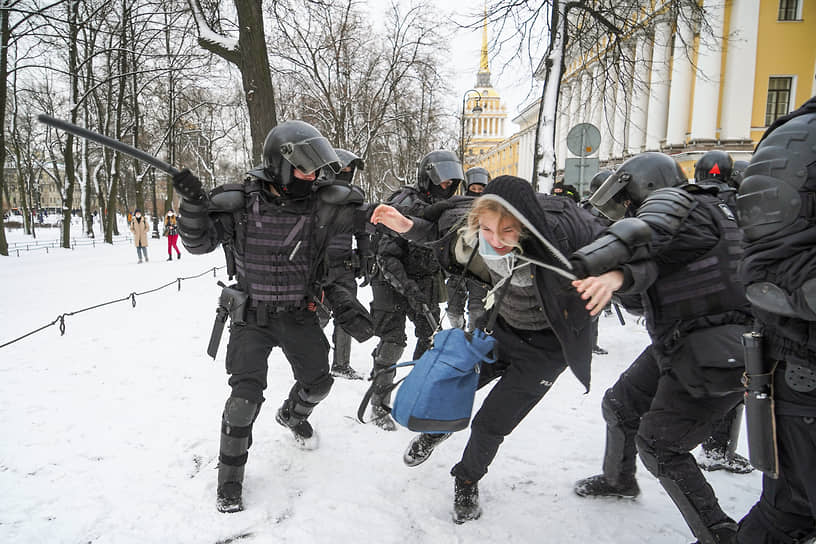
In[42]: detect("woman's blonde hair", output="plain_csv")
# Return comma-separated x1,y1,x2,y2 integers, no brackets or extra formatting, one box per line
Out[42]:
464,197,525,251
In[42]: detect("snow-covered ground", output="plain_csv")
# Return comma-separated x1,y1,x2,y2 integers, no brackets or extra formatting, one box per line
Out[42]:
0,228,762,544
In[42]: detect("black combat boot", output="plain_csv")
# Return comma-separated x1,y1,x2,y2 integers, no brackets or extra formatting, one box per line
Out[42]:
216,481,243,513
574,474,640,498
452,477,482,524
403,433,451,467
276,399,318,450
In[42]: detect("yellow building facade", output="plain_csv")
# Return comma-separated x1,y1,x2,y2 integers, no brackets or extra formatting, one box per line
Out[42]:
553,0,816,190
465,0,815,194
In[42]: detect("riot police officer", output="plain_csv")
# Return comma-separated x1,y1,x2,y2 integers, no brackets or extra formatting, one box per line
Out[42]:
173,120,374,513
366,149,464,430
445,167,490,331
320,148,370,380
735,95,816,544
570,151,753,544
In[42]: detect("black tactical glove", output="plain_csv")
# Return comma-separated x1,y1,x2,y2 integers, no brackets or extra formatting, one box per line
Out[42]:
172,168,207,202
332,293,374,342
357,252,376,287
421,199,457,222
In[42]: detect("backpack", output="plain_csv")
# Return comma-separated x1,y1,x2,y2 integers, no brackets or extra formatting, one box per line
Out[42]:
376,328,496,432
358,249,506,433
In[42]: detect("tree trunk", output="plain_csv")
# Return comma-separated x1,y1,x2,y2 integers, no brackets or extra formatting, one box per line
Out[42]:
61,0,80,249
0,2,11,256
234,0,277,163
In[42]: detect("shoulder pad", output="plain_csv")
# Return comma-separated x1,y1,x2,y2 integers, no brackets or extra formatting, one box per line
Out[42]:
317,183,365,205
208,183,246,213
636,187,697,234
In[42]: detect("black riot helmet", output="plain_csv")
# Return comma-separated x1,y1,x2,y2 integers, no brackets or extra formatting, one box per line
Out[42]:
248,120,341,196
729,160,749,188
589,152,688,220
589,170,613,197
416,150,464,201
694,150,733,184
333,148,365,184
464,167,490,196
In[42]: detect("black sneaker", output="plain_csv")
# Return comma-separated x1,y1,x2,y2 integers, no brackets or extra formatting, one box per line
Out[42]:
216,481,243,513
574,474,640,498
275,402,319,450
330,364,364,380
453,477,481,524
592,345,609,355
403,433,451,467
697,449,754,474
370,405,397,431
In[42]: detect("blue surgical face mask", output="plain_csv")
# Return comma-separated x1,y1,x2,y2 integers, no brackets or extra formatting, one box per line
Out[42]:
478,231,507,260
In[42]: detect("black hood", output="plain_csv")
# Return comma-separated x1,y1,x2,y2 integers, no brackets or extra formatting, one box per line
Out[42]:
480,175,573,272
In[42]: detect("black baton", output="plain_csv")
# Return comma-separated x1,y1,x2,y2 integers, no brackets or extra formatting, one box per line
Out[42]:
38,114,180,176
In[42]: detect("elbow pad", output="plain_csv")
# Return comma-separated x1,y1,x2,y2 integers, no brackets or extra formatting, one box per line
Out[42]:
746,278,816,321
570,217,652,277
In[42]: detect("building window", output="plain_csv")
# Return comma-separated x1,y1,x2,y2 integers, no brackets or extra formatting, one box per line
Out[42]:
765,77,793,126
778,0,800,20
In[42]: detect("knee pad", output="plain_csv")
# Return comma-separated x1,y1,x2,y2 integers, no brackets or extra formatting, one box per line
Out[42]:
373,342,404,367
291,376,334,406
222,396,259,428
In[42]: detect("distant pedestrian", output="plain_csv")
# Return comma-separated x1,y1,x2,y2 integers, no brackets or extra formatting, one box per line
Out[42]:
163,209,181,261
130,209,150,263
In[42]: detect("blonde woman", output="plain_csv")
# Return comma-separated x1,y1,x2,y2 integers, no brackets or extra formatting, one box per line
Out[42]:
371,175,607,524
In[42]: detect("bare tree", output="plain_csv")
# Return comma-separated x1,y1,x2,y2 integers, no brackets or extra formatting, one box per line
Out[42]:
267,0,453,201
187,0,276,163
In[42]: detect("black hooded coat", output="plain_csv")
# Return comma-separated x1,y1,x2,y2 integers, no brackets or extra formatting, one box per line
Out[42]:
404,175,605,391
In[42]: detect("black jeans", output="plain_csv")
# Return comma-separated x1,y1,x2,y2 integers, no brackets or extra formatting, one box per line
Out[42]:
451,316,567,482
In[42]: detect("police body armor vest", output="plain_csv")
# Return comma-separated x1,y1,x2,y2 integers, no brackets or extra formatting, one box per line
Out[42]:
233,191,315,309
649,194,748,325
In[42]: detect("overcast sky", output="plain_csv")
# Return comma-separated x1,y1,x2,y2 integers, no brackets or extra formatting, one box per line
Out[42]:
365,0,543,139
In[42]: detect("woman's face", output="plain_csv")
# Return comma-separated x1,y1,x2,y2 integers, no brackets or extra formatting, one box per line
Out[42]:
479,209,521,256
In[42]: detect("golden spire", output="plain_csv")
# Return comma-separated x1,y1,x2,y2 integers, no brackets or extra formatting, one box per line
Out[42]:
479,5,489,73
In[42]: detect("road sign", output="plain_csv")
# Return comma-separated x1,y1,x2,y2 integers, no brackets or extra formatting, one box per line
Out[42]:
564,157,600,196
566,123,601,157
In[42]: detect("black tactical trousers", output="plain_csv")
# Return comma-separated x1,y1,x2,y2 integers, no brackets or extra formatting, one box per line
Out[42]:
224,307,331,404
451,316,568,483
636,353,744,531
737,364,816,544
371,282,438,360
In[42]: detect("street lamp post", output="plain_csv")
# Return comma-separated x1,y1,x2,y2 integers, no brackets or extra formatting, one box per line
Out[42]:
460,89,484,165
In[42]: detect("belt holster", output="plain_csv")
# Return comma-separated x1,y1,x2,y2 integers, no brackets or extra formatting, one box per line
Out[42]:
741,332,780,479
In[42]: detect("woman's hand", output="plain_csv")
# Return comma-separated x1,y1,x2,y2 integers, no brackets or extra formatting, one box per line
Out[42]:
370,204,414,233
572,270,624,316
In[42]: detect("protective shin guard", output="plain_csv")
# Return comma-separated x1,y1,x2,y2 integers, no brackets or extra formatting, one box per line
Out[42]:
285,377,333,424
640,445,732,544
655,476,722,544
601,393,638,484
371,342,403,405
217,397,259,512
332,327,353,368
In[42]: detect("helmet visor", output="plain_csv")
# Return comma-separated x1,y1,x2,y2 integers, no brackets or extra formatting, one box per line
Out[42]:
466,171,490,187
588,171,631,221
426,160,465,186
280,136,341,175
